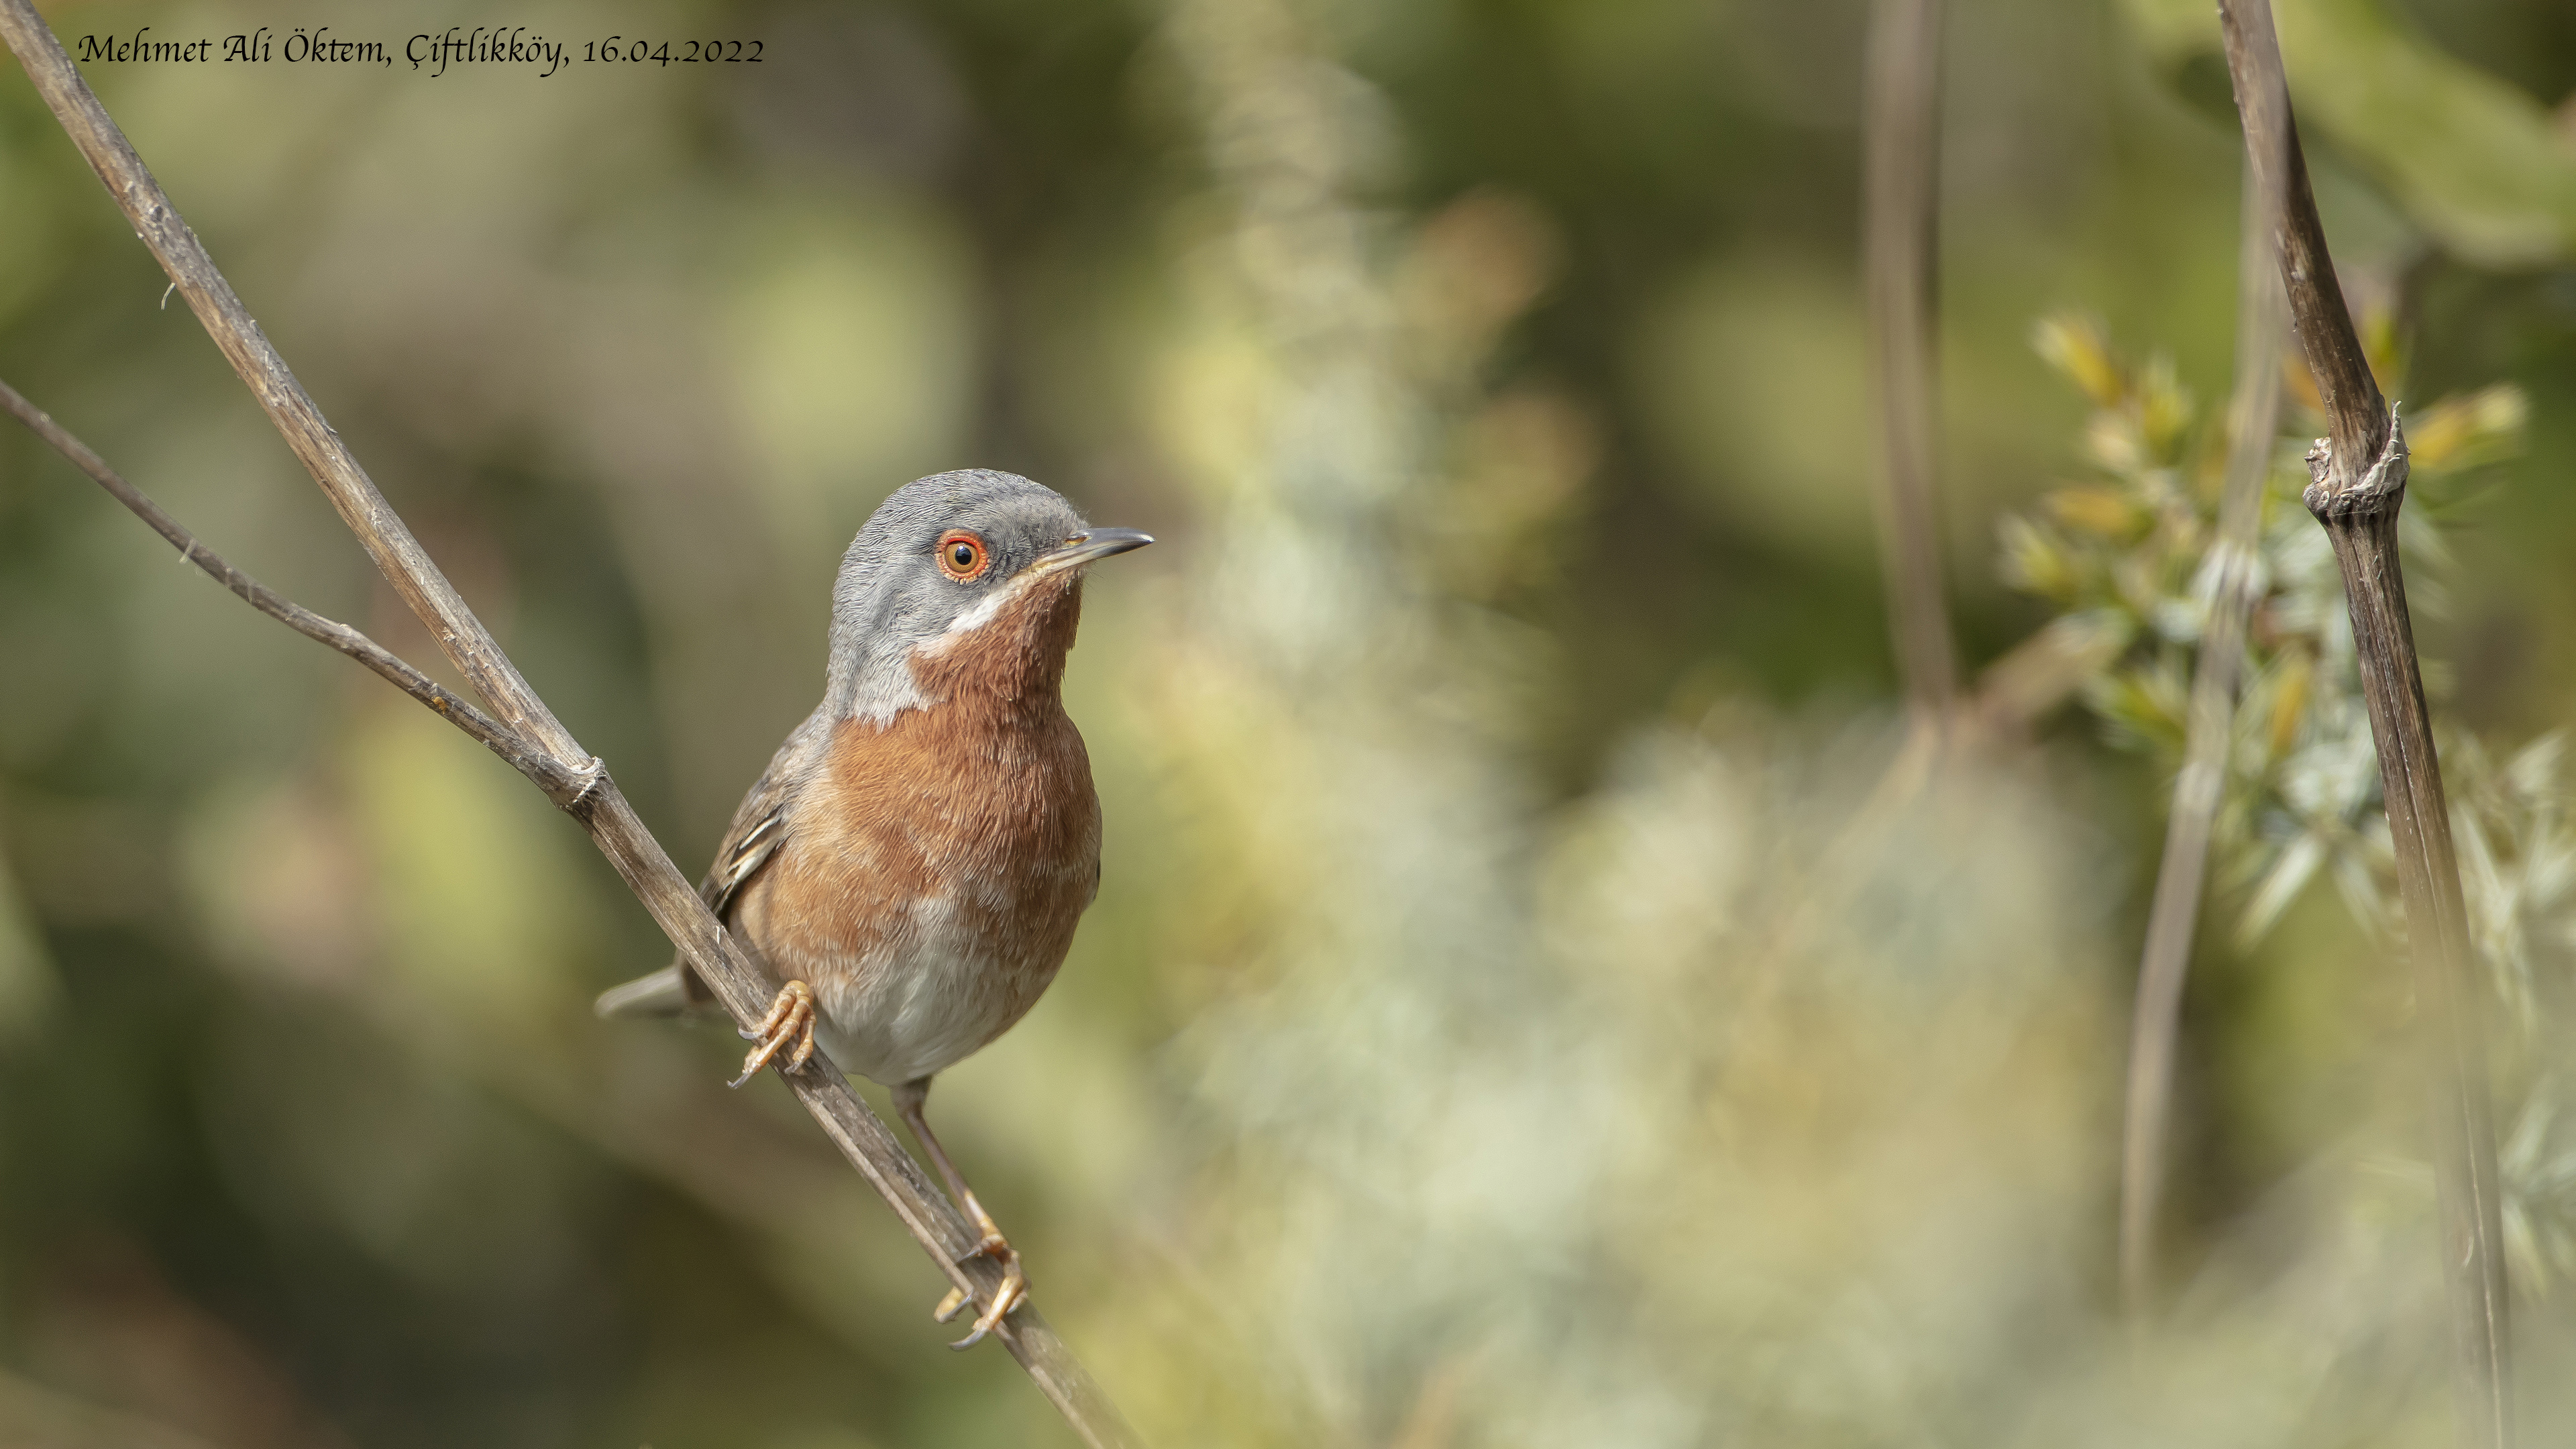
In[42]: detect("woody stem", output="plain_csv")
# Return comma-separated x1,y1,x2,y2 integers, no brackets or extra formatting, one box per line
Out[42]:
2217,3,2508,1444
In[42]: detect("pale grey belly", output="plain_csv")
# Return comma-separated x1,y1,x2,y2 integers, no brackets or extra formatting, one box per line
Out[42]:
785,896,1051,1086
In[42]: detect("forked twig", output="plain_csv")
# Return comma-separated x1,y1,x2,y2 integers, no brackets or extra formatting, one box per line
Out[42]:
2218,4,2510,1443
0,380,602,805
2114,166,2286,1317
0,5,1135,1443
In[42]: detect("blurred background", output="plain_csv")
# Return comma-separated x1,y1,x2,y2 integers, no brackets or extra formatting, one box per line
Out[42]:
4,0,2576,1444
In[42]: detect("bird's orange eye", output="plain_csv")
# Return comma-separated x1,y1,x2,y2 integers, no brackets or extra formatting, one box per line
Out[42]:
936,529,991,581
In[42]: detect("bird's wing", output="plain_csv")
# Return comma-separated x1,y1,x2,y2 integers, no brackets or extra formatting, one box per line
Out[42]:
701,702,840,915
594,706,833,1018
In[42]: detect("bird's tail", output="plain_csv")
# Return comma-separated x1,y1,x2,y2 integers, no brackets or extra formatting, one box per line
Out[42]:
593,965,696,1020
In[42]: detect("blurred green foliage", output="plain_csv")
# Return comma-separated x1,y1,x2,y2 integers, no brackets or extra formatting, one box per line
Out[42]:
6,0,2576,1446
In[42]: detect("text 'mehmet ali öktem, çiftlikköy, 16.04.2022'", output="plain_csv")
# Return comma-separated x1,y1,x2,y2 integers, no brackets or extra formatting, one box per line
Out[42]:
69,27,765,78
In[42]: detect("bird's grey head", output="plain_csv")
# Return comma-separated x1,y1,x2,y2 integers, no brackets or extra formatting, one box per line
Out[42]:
824,469,1151,724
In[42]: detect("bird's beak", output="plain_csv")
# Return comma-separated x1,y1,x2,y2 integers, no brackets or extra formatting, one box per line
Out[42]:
1032,527,1155,573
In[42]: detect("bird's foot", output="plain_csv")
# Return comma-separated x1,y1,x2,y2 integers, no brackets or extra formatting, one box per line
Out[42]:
931,1194,1026,1349
729,980,816,1087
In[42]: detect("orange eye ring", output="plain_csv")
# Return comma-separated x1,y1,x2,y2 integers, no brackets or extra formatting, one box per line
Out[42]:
935,529,992,582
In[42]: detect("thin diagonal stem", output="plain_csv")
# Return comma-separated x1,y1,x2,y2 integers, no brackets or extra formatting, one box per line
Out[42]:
2219,4,2509,1443
0,379,598,805
2115,164,2284,1316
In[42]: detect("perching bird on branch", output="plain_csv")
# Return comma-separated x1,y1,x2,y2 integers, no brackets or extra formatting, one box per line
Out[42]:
594,469,1151,1348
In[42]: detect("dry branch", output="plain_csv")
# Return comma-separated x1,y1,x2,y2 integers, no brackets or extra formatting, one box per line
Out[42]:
2114,168,2285,1316
0,380,598,802
2218,3,2510,1443
0,5,1135,1444
1862,0,1958,723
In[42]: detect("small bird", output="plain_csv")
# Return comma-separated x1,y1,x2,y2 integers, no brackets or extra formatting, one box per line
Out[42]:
594,468,1150,1348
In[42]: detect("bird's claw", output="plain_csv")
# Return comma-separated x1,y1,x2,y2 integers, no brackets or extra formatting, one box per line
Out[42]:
935,1232,1026,1349
729,980,816,1087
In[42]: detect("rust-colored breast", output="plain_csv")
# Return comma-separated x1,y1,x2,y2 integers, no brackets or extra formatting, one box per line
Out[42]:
731,574,1102,1085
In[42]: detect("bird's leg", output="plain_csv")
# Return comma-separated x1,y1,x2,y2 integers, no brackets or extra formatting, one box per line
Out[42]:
894,1075,1026,1349
729,979,816,1087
